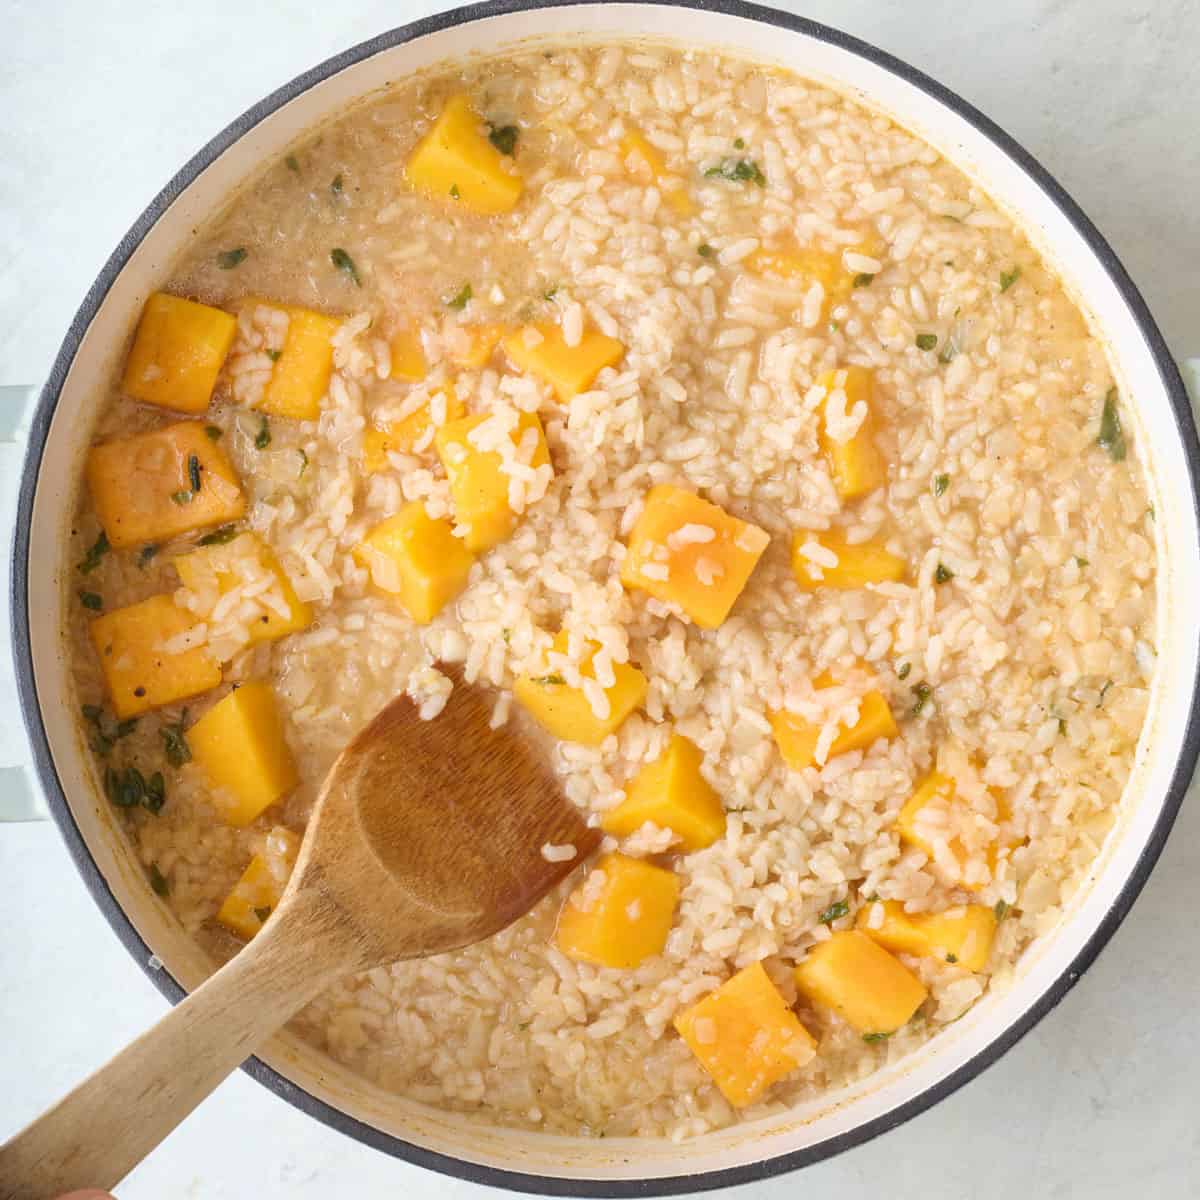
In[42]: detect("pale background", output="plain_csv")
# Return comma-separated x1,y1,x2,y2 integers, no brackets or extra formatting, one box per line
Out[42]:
2,1,1198,1197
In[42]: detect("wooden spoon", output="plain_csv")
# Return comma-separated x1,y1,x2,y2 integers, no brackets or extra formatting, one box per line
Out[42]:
1,669,599,1198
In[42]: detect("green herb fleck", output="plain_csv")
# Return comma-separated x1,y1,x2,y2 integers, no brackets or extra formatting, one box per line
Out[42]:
703,158,766,187
853,272,874,288
254,906,272,923
1058,717,1068,736
217,247,247,270
446,283,473,311
159,711,191,768
517,1020,531,1031
204,424,222,441
137,544,160,568
818,899,849,925
77,589,103,612
915,333,938,351
1098,679,1114,707
994,900,1011,921
945,953,959,964
501,629,512,643
1098,388,1126,461
298,449,309,476
110,765,147,809
285,154,300,173
867,893,880,903
170,490,193,506
534,674,566,687
938,339,958,364
1146,504,1155,521
255,416,271,450
148,862,170,896
543,286,559,300
266,348,282,362
862,1031,892,1043
933,473,950,497
828,321,840,332
999,267,1021,293
187,454,202,493
911,682,933,716
449,183,461,199
934,562,954,584
331,173,344,195
81,704,104,724
733,137,746,150
79,531,110,575
897,662,911,680
197,525,240,546
330,247,361,286
143,771,166,814
1075,555,1089,568
488,124,519,156
697,243,716,259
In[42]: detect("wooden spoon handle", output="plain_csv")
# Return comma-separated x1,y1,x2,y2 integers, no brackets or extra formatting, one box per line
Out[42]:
0,891,357,1200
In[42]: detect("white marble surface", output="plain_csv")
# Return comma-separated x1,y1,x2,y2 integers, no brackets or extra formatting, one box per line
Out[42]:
2,1,1199,1196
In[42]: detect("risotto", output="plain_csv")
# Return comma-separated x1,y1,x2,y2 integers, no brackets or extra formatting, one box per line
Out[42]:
66,42,1157,1139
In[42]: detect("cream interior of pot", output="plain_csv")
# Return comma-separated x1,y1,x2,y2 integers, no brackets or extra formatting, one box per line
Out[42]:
22,4,1197,1182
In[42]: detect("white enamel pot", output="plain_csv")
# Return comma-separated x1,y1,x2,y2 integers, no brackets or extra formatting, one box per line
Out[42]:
10,2,1200,1193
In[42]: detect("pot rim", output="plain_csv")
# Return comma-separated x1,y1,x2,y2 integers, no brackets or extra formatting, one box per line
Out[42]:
12,0,1199,1193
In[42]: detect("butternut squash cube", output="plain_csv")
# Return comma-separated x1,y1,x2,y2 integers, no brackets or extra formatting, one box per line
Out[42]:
791,529,906,589
121,292,237,414
363,385,464,472
620,484,770,629
352,503,475,624
794,930,928,1036
390,328,428,382
189,681,298,826
256,304,341,421
555,852,680,969
895,772,1017,892
602,734,725,851
817,367,887,500
174,533,312,645
89,594,221,719
857,900,997,972
620,127,694,217
434,410,551,553
86,421,247,549
216,826,301,939
503,322,626,403
674,961,817,1108
451,323,509,368
406,93,523,215
514,632,647,746
770,670,898,771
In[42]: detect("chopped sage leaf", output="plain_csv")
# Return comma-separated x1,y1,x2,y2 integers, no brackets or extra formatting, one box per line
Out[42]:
938,339,958,364
933,473,950,497
330,247,361,286
197,525,240,546
149,863,170,896
285,154,300,173
994,900,1011,921
703,158,766,186
331,173,343,195
853,272,874,288
915,333,938,351
266,348,282,362
1098,388,1127,461
543,286,559,300
255,416,271,450
449,183,461,199
911,682,933,716
1075,555,1089,568
137,544,160,568
217,247,247,270
143,771,166,814
254,906,272,923
160,711,191,768
79,531,110,574
934,562,954,584
533,674,565,686
170,490,193,505
818,899,849,925
999,267,1021,292
862,1031,892,1043
697,243,715,258
1098,679,1114,707
204,424,222,441
78,590,102,611
446,283,473,310
187,454,202,493
487,124,519,156
1058,717,1068,736
733,137,746,150
897,662,912,680
298,448,309,475
946,953,959,964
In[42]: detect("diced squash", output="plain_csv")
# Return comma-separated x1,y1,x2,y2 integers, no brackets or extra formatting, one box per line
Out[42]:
390,328,428,382
188,681,298,826
790,529,906,589
674,962,817,1108
503,322,626,403
895,772,1018,892
794,930,928,1036
770,670,898,771
352,503,475,624
857,900,997,973
254,303,342,421
86,421,247,549
747,238,876,311
620,484,770,629
451,323,509,368
216,827,301,939
620,127,694,217
555,852,680,969
515,631,648,746
174,532,312,644
434,410,551,553
602,734,726,851
121,292,237,414
405,93,523,215
89,594,221,719
363,385,464,472
816,367,887,501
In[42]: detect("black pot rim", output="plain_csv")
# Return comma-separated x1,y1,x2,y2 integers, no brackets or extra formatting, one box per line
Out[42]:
13,1,1199,1194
